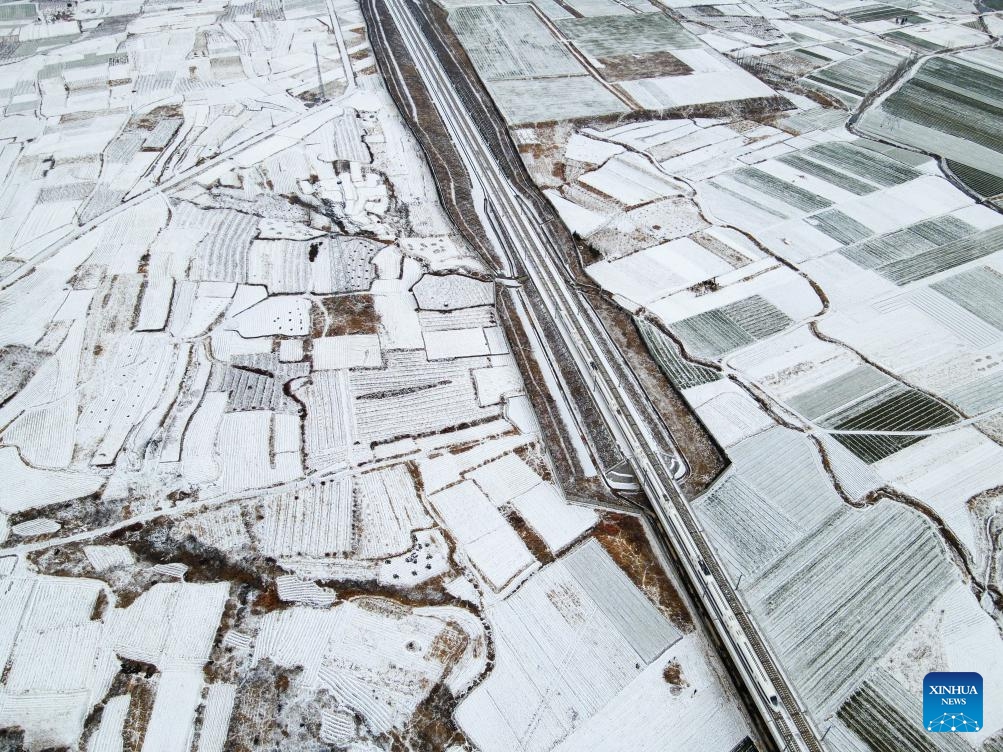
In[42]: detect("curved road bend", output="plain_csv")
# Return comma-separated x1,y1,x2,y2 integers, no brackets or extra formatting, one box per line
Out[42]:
369,0,827,749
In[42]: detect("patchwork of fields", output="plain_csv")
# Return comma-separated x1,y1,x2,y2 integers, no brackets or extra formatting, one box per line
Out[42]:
0,0,760,748
2,0,1003,745
477,0,1003,745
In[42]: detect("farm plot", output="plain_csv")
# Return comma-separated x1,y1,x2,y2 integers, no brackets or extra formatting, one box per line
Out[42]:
930,265,1003,332
636,318,720,391
245,235,382,294
619,62,777,110
694,428,844,578
253,599,486,736
745,503,954,716
777,140,922,190
552,634,751,752
483,77,629,126
0,574,227,751
786,364,892,422
579,152,687,208
455,539,680,752
873,427,1003,555
698,136,940,249
292,370,357,469
586,237,732,303
254,477,354,558
0,446,104,516
802,44,905,105
449,5,583,81
670,295,793,358
857,52,1003,184
556,13,701,58
941,368,1003,416
428,480,536,590
879,581,1003,745
840,218,1003,285
447,5,628,125
584,197,709,259
353,463,432,559
209,352,309,412
800,377,961,463
837,668,970,752
348,349,497,445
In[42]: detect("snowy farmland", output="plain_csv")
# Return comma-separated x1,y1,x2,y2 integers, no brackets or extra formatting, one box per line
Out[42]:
499,0,1003,747
4,0,1003,743
445,2,778,126
0,0,758,746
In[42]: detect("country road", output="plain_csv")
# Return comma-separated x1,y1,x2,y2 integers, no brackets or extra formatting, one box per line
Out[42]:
365,0,828,749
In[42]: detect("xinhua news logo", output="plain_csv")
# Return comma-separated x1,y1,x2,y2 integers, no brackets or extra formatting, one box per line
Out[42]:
924,672,982,733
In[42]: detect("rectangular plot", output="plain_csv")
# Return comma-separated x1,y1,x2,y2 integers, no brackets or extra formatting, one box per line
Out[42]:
730,167,832,213
673,310,753,359
747,506,954,715
596,51,692,81
449,5,583,81
636,318,719,390
840,215,974,269
882,30,943,54
805,50,903,99
722,295,793,340
802,141,921,187
931,265,1003,330
729,427,844,529
349,350,496,443
557,13,700,58
910,215,975,245
256,478,354,557
917,56,1003,113
777,154,877,196
944,370,1003,415
879,224,1003,284
788,365,891,421
564,539,680,662
696,476,800,577
843,4,920,22
827,384,958,433
947,159,1003,198
563,0,633,15
838,669,971,752
832,431,923,464
804,209,873,245
672,295,791,358
486,76,629,125
886,85,1003,156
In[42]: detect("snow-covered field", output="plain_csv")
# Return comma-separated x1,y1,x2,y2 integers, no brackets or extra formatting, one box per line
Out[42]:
0,0,752,747
500,0,1003,747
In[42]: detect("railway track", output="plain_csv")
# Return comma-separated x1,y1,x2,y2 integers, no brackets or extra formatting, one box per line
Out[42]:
368,0,826,749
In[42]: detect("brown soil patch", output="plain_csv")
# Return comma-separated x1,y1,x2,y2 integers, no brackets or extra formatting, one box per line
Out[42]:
224,661,300,752
391,682,470,752
597,51,693,81
594,513,694,632
314,293,379,337
122,674,156,752
506,507,555,565
662,659,690,695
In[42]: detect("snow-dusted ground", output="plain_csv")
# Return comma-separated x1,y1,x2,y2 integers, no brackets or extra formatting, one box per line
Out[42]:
500,0,1003,747
0,0,755,747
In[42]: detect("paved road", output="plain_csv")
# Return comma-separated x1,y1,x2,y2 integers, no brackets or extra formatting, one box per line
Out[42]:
372,0,826,749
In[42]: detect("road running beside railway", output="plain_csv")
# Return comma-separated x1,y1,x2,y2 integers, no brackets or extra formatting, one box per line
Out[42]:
364,0,829,749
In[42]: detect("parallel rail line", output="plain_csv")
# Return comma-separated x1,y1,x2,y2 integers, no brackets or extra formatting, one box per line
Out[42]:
369,0,825,749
